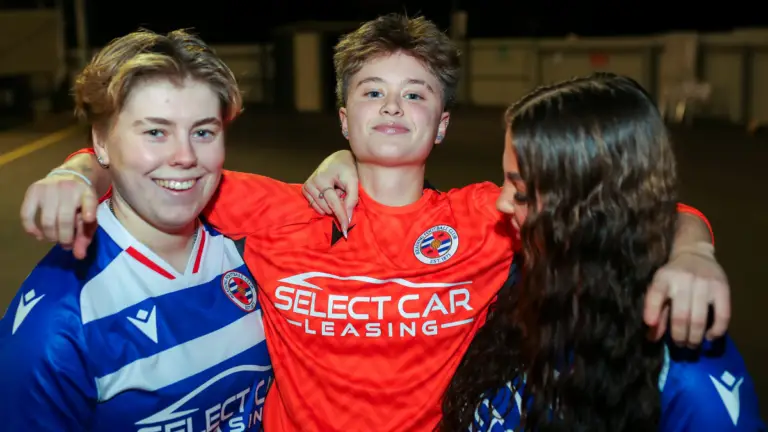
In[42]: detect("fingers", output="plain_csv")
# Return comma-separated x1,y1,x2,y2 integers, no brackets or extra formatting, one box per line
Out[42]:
686,278,710,347
647,305,670,342
302,185,327,215
80,188,99,223
706,281,731,341
302,183,332,215
40,185,62,242
73,216,97,260
57,199,78,249
52,181,86,247
342,180,358,222
20,176,96,246
669,279,694,346
20,184,44,239
643,272,669,327
323,191,348,234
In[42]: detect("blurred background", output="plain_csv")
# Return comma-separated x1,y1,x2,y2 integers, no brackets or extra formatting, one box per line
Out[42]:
0,0,766,419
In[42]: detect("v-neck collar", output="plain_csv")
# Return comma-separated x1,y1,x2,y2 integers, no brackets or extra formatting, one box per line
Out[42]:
97,202,206,280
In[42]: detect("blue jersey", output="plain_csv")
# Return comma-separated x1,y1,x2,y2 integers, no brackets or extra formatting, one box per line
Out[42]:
0,203,272,432
470,335,764,431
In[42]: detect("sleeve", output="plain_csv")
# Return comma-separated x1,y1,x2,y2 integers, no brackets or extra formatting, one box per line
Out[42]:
203,169,310,237
467,182,520,250
676,203,715,245
659,336,766,431
468,182,503,222
0,261,97,430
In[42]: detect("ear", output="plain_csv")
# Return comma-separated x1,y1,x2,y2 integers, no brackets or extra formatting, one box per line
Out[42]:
435,112,451,145
91,127,110,167
339,107,349,140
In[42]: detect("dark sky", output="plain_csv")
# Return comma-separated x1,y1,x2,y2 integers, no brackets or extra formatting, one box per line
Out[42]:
25,0,768,46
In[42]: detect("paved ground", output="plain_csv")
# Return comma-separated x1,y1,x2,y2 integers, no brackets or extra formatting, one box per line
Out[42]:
0,107,766,416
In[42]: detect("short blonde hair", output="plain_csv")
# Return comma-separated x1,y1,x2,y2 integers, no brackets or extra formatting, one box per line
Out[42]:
74,29,242,129
333,14,461,109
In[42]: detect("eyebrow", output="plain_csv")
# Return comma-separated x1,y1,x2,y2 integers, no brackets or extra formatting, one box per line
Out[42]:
506,172,523,182
355,77,435,94
132,117,222,128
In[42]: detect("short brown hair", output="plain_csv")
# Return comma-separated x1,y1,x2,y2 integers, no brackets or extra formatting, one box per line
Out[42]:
333,14,460,109
74,29,242,130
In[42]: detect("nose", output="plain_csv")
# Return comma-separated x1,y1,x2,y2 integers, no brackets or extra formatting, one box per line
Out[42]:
380,94,403,117
496,184,516,216
169,137,198,168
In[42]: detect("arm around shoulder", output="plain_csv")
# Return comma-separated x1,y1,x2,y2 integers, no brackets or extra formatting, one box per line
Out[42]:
202,170,309,237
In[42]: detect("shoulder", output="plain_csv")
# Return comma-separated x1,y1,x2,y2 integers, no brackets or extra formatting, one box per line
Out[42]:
659,335,765,430
440,182,516,252
0,245,89,344
206,170,315,231
0,257,96,427
443,181,500,206
218,170,302,196
436,181,498,217
0,246,94,397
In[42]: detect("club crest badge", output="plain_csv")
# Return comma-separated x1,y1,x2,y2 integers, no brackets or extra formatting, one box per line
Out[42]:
413,225,459,265
222,270,258,312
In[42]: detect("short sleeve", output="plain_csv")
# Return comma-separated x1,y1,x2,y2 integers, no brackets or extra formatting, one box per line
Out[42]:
202,170,311,237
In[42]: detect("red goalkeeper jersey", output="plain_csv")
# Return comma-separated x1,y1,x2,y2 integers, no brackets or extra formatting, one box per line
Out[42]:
205,171,517,431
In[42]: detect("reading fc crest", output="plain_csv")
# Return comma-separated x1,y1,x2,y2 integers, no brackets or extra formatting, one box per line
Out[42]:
221,270,258,312
413,225,459,265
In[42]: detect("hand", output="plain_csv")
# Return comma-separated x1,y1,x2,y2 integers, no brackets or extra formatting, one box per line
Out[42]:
20,172,99,259
302,150,359,234
644,242,730,347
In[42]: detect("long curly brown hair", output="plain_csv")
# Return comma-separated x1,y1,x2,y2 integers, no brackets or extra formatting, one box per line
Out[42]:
441,73,679,431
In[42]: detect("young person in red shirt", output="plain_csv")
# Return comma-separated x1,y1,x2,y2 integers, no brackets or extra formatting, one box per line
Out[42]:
22,15,728,432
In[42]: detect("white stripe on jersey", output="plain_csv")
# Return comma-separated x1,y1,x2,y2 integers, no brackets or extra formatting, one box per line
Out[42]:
80,205,243,324
96,310,265,401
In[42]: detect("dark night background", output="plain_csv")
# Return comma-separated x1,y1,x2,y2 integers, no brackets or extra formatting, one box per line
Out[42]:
4,0,768,46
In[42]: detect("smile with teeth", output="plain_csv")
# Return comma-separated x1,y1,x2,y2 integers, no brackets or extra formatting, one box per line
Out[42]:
154,179,198,191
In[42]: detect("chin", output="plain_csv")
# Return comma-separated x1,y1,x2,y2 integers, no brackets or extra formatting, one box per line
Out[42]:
155,209,201,232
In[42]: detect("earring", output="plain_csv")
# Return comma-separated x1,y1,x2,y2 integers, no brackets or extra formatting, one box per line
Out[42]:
342,130,349,138
97,155,109,169
436,134,444,142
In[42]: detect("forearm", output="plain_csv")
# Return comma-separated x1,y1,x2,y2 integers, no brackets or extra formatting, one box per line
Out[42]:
671,211,715,259
56,151,111,196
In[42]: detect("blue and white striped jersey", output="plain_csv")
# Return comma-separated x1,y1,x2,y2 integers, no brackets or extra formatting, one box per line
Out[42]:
0,203,272,431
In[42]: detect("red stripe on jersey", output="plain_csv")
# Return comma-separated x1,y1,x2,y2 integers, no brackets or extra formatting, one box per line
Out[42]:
192,228,206,274
125,247,176,280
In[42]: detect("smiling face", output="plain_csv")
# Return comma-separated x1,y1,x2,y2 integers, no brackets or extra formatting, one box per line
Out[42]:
94,76,225,233
338,52,450,167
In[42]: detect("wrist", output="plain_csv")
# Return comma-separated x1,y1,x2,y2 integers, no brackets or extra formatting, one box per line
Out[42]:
46,168,93,187
670,241,715,261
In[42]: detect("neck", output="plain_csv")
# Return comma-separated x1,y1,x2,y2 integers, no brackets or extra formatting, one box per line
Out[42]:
110,194,197,271
357,162,425,207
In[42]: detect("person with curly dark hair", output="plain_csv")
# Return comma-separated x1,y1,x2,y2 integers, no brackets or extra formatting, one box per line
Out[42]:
441,73,764,431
